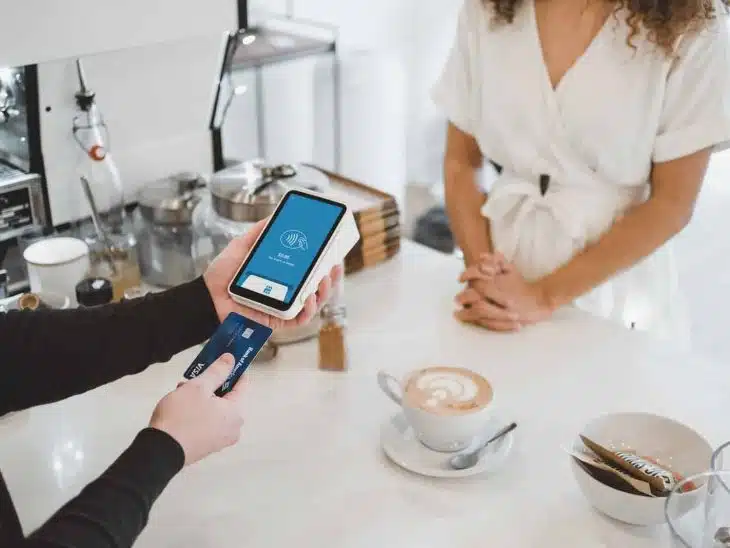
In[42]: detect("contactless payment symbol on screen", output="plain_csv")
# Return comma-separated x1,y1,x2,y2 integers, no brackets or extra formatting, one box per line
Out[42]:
280,229,308,251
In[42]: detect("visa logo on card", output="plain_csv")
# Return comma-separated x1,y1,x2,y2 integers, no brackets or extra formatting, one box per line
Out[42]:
183,312,273,396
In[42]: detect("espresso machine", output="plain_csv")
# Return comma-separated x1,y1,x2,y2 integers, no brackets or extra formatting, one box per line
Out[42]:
0,65,49,297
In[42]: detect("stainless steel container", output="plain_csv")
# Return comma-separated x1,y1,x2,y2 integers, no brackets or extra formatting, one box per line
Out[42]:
210,161,291,222
208,160,329,221
193,161,330,268
135,172,204,287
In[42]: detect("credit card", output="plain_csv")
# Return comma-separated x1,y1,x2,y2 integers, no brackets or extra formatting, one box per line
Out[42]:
183,312,273,396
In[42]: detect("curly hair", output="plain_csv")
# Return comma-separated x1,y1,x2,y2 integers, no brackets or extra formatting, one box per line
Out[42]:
485,0,728,54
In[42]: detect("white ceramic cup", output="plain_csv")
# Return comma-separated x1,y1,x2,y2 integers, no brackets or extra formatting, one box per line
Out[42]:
23,237,90,305
377,368,495,452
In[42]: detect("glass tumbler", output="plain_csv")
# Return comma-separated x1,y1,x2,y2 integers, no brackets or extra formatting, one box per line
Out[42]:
666,442,730,547
123,286,147,300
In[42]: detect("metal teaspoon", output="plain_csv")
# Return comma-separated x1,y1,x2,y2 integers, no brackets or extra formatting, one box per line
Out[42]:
448,422,518,471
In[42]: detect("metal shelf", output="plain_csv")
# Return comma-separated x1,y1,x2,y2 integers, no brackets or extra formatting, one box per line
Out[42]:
210,15,341,173
232,26,335,70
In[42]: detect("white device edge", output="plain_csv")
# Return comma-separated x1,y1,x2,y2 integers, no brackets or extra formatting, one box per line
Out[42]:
227,188,361,320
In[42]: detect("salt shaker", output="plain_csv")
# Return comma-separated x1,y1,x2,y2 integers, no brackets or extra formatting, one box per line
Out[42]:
318,272,348,371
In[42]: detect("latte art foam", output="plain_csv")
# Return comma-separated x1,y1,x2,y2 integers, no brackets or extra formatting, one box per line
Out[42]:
404,366,493,415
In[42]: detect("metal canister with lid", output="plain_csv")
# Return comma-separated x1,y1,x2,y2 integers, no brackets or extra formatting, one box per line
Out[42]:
209,162,301,222
192,161,329,270
135,172,205,287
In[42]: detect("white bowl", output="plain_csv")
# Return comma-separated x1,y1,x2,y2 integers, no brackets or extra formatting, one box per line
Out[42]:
570,412,712,526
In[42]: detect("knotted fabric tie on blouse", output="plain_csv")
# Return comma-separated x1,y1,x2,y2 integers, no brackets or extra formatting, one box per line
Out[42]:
481,169,643,281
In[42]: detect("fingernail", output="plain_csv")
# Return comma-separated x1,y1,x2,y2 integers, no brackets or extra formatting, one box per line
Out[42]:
219,353,235,366
509,313,519,321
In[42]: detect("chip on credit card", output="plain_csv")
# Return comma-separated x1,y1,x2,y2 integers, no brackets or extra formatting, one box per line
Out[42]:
183,312,273,396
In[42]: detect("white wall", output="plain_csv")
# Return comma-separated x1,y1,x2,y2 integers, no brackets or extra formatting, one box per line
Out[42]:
38,33,227,226
30,0,461,226
2,0,239,226
221,50,409,208
248,0,461,188
0,0,237,68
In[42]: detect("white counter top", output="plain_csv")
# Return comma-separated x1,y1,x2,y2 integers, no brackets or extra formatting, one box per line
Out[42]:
2,241,728,547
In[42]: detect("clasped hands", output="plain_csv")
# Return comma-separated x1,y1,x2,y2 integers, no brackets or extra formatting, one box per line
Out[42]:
454,252,552,332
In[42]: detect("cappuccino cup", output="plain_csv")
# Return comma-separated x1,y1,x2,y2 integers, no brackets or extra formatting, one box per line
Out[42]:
377,366,495,452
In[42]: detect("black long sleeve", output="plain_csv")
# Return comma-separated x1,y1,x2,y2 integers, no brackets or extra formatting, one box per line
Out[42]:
0,277,220,548
0,276,219,416
20,428,185,548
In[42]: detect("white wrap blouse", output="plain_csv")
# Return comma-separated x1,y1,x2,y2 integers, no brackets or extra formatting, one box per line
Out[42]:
432,0,730,346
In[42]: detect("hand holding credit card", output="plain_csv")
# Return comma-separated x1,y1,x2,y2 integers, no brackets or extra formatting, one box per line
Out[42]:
151,354,248,465
183,312,273,396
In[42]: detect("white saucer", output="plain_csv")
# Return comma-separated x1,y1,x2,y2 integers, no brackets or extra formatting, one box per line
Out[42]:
380,412,515,478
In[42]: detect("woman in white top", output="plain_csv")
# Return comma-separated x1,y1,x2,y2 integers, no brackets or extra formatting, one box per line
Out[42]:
433,0,730,346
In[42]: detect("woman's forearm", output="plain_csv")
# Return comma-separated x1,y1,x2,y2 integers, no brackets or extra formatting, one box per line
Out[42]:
442,123,492,266
444,161,493,265
537,198,689,310
537,149,708,310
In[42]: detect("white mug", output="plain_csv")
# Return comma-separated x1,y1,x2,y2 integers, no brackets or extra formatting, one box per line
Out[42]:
377,368,495,453
23,237,90,305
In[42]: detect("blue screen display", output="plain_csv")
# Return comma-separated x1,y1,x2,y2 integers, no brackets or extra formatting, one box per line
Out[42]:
234,193,344,305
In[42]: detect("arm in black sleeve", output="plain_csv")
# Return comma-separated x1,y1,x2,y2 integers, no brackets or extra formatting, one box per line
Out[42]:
0,277,219,416
17,428,185,548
